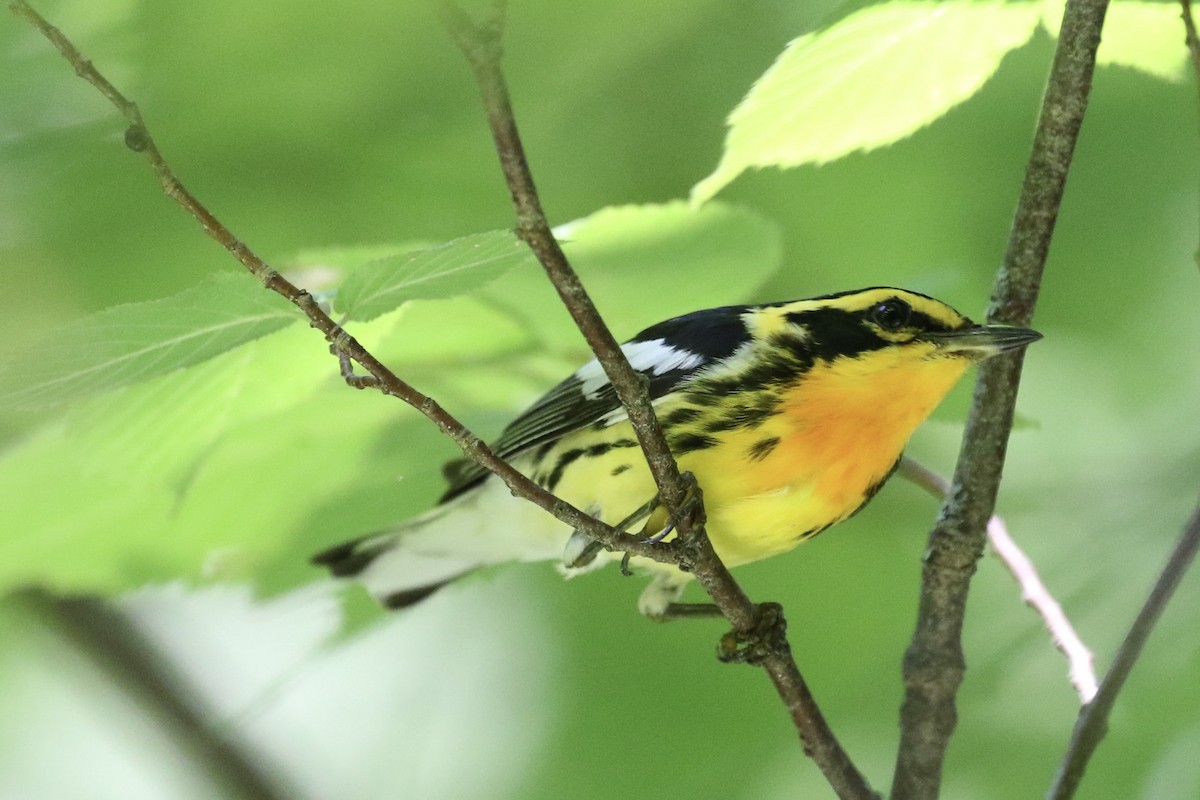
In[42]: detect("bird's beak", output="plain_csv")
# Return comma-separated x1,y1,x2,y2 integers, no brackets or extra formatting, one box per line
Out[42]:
922,324,1042,359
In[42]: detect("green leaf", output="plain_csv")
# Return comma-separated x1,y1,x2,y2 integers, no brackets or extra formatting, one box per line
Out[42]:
1042,0,1187,81
479,200,783,345
335,232,536,321
0,271,299,409
0,200,781,598
691,0,1041,204
0,313,427,597
281,242,432,300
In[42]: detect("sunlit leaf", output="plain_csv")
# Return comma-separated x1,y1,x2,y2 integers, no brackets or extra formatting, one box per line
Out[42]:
691,1,1041,204
0,272,299,409
0,321,434,597
0,200,781,598
1041,0,1187,81
335,231,536,321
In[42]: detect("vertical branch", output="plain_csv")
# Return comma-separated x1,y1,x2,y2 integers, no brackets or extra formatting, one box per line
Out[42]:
438,2,692,523
891,1,1110,798
8,0,668,567
439,5,877,798
13,2,876,797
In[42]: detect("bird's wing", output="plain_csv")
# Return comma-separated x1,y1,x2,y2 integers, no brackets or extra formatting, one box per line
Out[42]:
439,305,752,501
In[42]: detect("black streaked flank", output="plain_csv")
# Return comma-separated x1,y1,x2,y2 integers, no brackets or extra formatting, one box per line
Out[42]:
439,308,754,500
681,389,723,407
702,398,779,433
661,406,703,427
689,346,809,397
611,464,631,477
544,438,638,491
748,436,780,462
435,291,969,503
670,432,719,455
851,457,902,517
544,447,586,491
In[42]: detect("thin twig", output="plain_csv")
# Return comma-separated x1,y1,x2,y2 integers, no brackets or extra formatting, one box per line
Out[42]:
8,0,668,569
438,4,877,798
16,2,874,795
891,1,1109,798
15,588,293,800
986,515,1098,704
898,458,1098,704
437,1,697,543
1047,499,1200,799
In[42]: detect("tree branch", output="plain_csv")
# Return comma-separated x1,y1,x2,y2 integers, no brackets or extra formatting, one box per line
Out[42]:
891,1,1109,797
898,458,1097,704
1033,15,1200,798
1047,498,1200,799
15,588,293,800
8,0,666,569
15,2,876,797
438,0,695,540
438,4,876,797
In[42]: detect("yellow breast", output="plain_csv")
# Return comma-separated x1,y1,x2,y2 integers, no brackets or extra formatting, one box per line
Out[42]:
684,346,970,567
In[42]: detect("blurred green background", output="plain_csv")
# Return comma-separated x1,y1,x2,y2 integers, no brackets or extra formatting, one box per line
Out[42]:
2,1,1199,798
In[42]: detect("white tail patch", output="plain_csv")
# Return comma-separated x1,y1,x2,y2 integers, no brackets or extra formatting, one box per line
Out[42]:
355,477,572,605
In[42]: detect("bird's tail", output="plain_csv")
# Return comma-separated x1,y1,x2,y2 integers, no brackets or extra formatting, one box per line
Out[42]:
311,508,478,609
312,481,569,609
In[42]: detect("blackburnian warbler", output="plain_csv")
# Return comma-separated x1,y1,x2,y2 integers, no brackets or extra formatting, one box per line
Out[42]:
314,287,1040,617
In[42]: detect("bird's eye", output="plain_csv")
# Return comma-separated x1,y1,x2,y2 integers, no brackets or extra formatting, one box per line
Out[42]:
870,299,912,331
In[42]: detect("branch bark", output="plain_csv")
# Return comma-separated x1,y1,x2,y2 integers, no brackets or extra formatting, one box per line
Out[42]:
14,2,875,797
1046,498,1200,799
898,459,1097,705
1047,11,1200,795
439,5,875,797
891,1,1109,797
8,0,664,569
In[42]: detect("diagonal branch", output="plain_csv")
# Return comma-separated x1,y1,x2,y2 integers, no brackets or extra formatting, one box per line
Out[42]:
438,0,696,543
15,2,876,797
898,458,1097,704
1047,498,1200,799
438,4,876,798
891,1,1110,797
7,0,667,569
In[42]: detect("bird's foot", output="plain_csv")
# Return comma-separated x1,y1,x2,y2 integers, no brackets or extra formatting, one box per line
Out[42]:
717,602,789,665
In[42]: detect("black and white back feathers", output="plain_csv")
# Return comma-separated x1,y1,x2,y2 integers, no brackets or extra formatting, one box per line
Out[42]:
440,304,754,500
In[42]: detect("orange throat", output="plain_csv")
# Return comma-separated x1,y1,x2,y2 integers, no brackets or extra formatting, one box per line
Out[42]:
771,351,971,513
